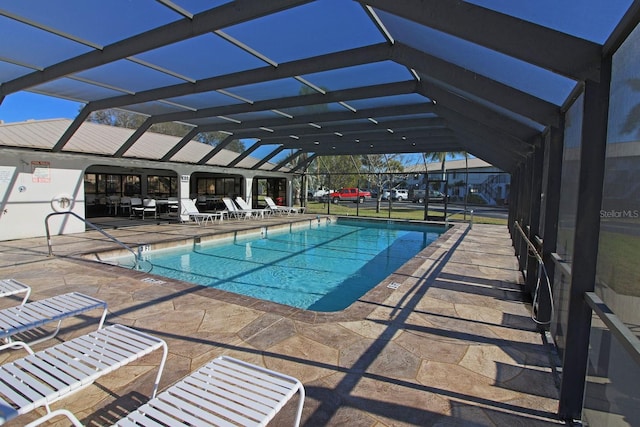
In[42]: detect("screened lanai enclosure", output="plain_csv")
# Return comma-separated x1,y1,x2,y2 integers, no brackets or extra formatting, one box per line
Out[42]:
1,1,639,424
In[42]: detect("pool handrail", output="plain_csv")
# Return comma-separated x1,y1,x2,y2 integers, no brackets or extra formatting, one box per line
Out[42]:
45,211,141,270
444,209,474,229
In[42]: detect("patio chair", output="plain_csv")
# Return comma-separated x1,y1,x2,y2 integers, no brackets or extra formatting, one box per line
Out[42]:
132,198,157,219
106,195,121,215
0,279,31,305
264,196,299,215
196,194,208,210
119,197,131,216
123,197,142,216
235,197,268,219
167,196,180,215
180,199,224,226
0,324,167,427
112,355,305,427
0,292,107,349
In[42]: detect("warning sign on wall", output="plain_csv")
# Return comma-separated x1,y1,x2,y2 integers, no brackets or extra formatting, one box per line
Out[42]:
31,161,50,183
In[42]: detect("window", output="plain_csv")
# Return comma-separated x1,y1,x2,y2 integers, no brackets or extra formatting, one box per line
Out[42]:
123,175,141,196
84,173,140,197
196,177,241,197
147,175,177,198
254,178,286,206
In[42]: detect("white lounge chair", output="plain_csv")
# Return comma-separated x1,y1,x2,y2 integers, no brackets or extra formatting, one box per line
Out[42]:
180,199,224,226
0,279,31,306
112,355,305,427
264,196,299,215
235,197,268,219
0,324,167,427
0,292,107,349
222,197,251,220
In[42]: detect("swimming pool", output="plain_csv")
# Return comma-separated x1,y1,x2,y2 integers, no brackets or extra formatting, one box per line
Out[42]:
118,219,444,311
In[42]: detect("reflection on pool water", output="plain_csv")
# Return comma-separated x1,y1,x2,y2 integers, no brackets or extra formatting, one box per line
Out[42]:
122,220,444,311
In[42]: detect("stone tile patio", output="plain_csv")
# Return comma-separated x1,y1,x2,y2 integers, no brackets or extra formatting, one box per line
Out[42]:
0,215,563,426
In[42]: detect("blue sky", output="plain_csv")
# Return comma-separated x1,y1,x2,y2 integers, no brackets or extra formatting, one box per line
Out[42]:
0,0,632,128
0,92,82,123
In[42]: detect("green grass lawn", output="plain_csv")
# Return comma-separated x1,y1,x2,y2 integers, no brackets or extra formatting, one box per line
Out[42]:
597,228,640,297
556,224,640,297
302,202,507,225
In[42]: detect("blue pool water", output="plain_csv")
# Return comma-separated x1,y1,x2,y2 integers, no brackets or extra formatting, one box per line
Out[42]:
127,220,443,311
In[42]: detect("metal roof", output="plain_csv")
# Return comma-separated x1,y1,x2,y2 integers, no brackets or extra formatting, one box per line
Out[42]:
0,118,279,170
1,0,638,174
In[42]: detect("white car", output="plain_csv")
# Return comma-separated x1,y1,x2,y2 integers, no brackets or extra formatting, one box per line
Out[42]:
391,189,409,201
311,188,332,200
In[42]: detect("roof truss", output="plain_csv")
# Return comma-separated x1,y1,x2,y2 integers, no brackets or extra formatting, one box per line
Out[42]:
0,0,630,173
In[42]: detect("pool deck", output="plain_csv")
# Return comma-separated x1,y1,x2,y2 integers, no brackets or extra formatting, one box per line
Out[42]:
0,215,563,426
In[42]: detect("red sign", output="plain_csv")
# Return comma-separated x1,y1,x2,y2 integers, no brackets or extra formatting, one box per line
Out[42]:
31,161,51,183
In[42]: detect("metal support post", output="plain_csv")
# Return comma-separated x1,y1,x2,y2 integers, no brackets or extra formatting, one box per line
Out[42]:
538,125,564,326
525,141,544,297
558,57,611,421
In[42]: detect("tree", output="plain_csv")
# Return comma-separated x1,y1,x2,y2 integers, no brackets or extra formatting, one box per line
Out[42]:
87,109,146,129
422,151,468,219
87,109,244,152
283,150,310,205
425,150,468,193
426,151,464,181
362,154,404,212
195,131,245,153
317,155,362,189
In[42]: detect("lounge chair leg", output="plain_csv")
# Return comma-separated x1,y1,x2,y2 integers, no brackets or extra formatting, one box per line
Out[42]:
17,320,65,347
0,340,35,354
97,306,108,329
24,408,83,427
151,339,168,398
293,386,306,427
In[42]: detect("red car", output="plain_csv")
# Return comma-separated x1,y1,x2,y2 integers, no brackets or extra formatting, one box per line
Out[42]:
328,188,371,203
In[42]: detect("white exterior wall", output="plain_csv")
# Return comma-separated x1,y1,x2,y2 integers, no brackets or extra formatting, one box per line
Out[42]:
0,151,87,240
178,173,192,223
243,177,254,205
0,148,290,241
406,168,497,188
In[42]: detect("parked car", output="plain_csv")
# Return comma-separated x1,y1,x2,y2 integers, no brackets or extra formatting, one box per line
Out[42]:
391,189,409,201
410,189,448,203
409,188,422,203
428,190,447,202
311,187,331,200
328,188,371,203
380,188,409,201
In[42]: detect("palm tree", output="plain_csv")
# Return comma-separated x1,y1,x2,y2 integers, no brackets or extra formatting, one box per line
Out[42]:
426,151,466,183
426,151,469,218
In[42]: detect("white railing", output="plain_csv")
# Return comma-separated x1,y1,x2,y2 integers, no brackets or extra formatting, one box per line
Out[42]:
45,211,141,270
444,209,474,229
